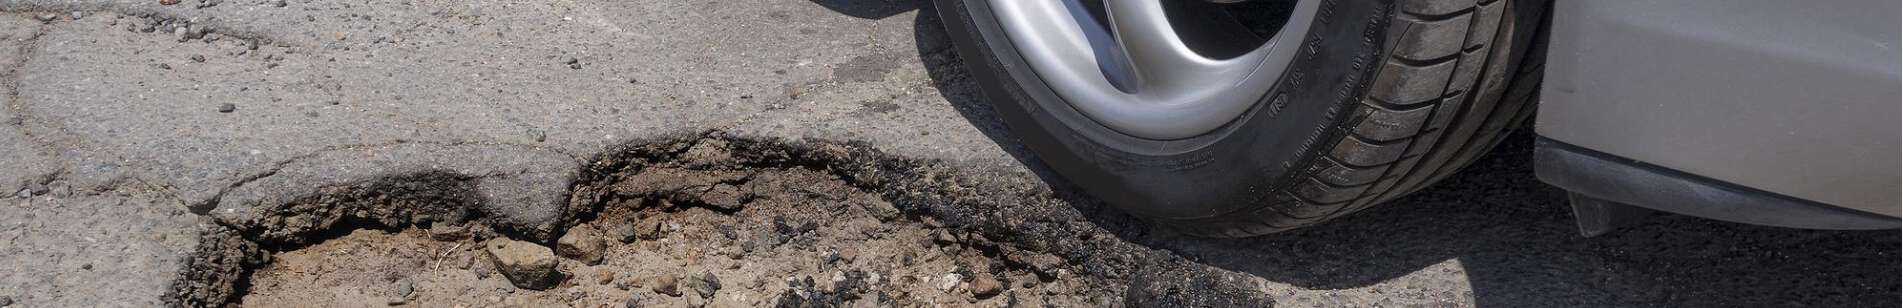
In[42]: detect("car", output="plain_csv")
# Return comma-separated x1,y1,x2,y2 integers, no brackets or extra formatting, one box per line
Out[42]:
932,0,1899,237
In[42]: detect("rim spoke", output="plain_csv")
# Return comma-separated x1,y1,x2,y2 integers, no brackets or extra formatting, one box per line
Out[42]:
986,0,1318,139
1105,0,1217,94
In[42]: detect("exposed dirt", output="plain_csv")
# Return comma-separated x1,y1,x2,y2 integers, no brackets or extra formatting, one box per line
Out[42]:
243,161,1112,307
180,133,1254,307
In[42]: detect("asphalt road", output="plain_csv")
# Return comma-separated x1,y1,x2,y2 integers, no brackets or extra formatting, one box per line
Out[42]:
0,0,1895,306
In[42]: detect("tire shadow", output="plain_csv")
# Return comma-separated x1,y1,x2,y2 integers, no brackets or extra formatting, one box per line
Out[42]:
825,1,1901,307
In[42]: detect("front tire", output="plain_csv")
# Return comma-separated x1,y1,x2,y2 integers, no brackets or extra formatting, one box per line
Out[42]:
937,0,1549,237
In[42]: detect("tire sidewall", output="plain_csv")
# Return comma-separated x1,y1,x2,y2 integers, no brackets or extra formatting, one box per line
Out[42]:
937,0,1395,220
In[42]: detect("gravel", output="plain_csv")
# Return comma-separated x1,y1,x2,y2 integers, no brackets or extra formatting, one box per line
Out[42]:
685,271,721,299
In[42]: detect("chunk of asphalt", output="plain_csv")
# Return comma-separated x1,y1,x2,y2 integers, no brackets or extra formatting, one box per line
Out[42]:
207,143,577,244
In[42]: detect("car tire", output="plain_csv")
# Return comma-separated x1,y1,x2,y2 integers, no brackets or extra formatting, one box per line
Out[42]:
936,0,1550,237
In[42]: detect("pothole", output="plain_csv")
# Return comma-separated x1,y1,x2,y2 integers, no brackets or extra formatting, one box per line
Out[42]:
173,132,1254,307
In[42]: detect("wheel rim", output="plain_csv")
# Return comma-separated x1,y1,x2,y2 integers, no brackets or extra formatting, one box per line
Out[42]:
989,0,1320,140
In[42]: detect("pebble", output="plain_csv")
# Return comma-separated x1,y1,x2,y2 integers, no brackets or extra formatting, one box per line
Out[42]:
651,274,681,297
70,12,83,20
526,128,546,142
394,278,414,298
633,216,664,240
595,271,615,285
271,0,287,7
216,103,235,113
177,26,206,42
556,224,607,265
483,239,561,290
970,273,1004,298
932,230,957,246
190,54,206,62
938,273,962,292
685,271,721,298
156,63,171,70
613,223,638,244
684,293,708,308
1026,254,1064,280
34,13,56,22
426,224,468,241
160,0,180,5
0,296,11,307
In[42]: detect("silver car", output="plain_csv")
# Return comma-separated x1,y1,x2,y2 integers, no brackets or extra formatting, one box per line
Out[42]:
934,0,1898,236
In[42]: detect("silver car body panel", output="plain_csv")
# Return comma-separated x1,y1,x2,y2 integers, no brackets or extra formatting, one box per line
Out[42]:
1538,0,1900,217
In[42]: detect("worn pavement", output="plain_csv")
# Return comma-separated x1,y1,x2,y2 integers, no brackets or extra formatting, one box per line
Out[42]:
0,0,1895,307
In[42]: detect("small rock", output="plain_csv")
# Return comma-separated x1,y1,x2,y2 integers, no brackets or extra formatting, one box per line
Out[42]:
271,0,287,7
216,103,235,113
190,54,206,62
394,278,414,298
526,128,546,142
70,12,83,20
698,184,748,210
970,273,1004,298
177,26,206,42
33,13,56,22
821,249,840,265
613,223,638,244
160,0,181,5
932,230,957,246
0,296,11,307
937,273,963,292
484,239,561,290
1027,254,1064,280
427,224,468,241
556,224,607,265
156,63,171,70
633,217,664,240
615,275,639,290
595,271,615,285
386,297,406,306
80,263,92,270
685,271,721,298
684,293,709,308
568,63,582,70
651,275,681,297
